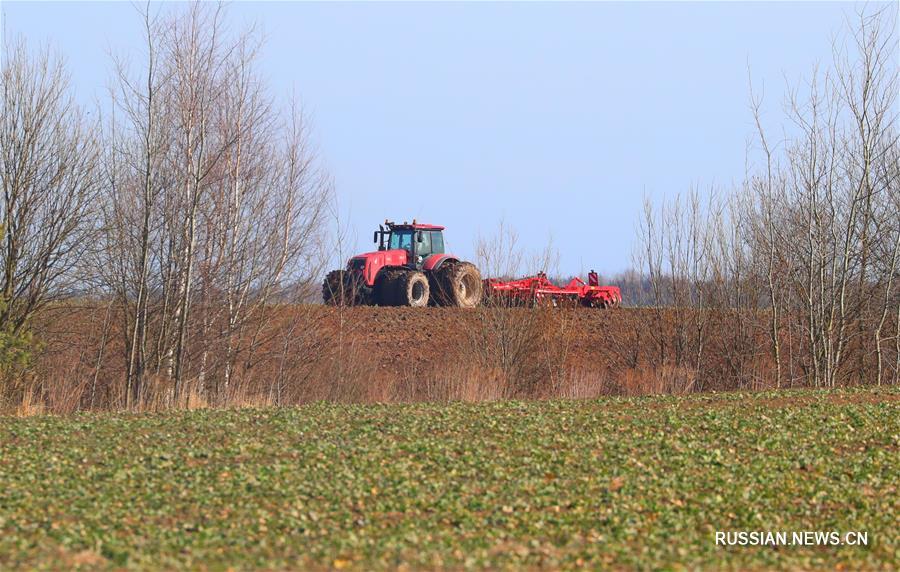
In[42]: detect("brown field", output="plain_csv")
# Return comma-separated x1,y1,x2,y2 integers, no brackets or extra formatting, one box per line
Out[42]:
9,302,847,415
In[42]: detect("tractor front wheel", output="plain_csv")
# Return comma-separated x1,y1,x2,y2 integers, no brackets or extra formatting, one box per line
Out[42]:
374,269,402,306
396,271,430,307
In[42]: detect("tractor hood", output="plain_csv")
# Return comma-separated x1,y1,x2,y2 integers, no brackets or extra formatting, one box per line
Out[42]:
347,249,409,286
349,249,409,266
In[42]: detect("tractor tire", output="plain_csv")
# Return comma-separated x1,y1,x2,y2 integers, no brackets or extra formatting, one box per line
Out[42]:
323,270,368,305
374,269,403,306
323,270,351,306
396,270,430,307
434,262,482,308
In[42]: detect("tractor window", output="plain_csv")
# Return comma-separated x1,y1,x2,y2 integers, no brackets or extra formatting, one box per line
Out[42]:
430,231,444,254
417,230,432,256
389,230,414,252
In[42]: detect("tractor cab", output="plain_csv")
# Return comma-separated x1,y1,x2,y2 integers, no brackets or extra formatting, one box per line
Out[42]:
375,220,445,268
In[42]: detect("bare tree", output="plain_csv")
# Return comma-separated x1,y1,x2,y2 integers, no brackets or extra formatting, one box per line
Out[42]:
0,38,99,337
470,221,563,397
749,82,786,387
100,5,172,408
633,6,898,392
97,3,332,407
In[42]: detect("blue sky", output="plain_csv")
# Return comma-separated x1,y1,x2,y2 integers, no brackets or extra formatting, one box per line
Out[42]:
1,1,879,274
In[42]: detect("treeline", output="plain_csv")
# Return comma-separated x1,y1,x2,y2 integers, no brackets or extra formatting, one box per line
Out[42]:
629,8,899,389
1,5,331,410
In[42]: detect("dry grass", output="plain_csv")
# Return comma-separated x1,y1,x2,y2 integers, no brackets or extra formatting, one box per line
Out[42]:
14,391,45,417
620,365,698,396
5,303,895,415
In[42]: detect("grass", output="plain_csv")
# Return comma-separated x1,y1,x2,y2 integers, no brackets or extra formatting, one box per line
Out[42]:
0,387,897,570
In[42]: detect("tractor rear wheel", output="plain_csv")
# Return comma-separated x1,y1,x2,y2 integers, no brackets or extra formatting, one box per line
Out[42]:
396,271,430,307
435,262,482,308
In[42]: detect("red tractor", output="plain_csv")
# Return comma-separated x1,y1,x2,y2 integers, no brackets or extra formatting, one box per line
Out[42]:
323,220,483,307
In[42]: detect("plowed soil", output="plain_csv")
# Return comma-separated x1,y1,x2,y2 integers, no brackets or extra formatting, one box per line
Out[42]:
29,303,779,409
302,305,629,376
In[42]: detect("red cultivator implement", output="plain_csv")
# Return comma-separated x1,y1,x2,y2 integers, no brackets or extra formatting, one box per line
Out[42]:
484,271,622,309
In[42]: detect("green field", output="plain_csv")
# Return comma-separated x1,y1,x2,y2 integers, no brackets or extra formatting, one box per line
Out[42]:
1,388,897,570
